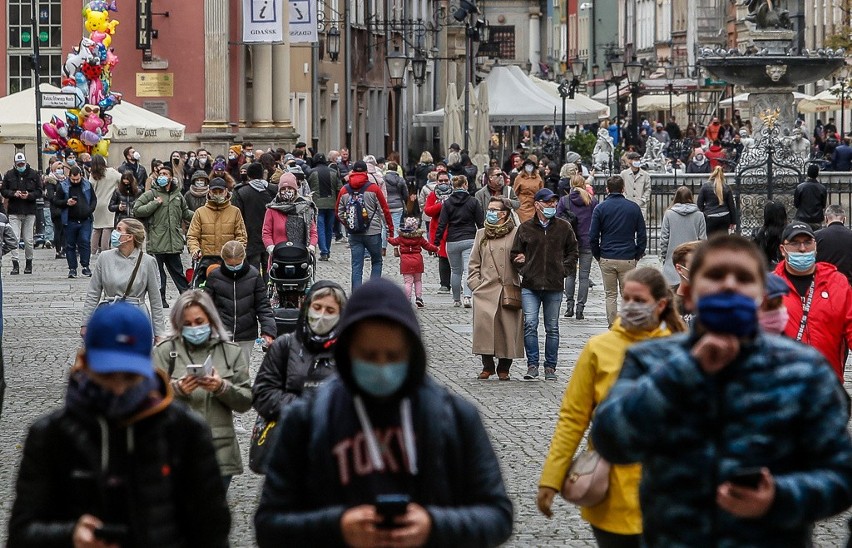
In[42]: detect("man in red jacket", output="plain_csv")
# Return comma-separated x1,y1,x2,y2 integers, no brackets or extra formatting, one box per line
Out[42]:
775,221,852,381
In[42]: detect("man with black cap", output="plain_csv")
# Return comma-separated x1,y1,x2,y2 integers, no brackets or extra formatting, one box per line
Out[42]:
186,176,248,288
511,188,578,380
793,164,827,231
9,303,230,547
3,151,42,275
255,278,513,547
774,221,852,381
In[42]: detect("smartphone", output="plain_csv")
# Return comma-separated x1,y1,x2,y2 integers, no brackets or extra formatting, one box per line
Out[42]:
729,467,763,489
93,524,128,544
375,493,410,529
186,364,204,376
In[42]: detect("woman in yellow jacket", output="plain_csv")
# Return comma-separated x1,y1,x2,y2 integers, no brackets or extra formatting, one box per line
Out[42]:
537,267,686,547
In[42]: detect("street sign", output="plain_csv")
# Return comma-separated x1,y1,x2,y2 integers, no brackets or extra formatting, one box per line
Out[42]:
41,93,78,109
21,31,31,43
38,31,48,43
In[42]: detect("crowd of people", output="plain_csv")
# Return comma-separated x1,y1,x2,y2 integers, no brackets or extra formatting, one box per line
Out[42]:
3,133,852,547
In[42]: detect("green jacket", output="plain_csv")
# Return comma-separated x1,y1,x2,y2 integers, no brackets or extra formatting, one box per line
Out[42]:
307,163,342,210
153,337,252,477
132,184,194,254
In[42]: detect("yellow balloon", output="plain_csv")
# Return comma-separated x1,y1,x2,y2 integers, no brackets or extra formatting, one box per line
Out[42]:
67,138,86,153
93,138,110,157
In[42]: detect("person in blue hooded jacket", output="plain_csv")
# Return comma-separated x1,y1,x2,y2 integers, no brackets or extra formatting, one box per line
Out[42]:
255,278,513,547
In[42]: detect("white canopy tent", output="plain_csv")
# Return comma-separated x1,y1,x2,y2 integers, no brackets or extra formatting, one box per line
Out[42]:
798,86,847,114
529,75,610,120
0,84,186,143
414,65,608,128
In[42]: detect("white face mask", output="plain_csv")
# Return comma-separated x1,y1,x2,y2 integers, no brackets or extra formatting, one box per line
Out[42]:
632,161,642,168
307,308,339,335
524,165,534,173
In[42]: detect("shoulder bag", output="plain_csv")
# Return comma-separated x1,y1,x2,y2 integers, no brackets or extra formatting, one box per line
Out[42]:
560,444,611,507
487,242,521,310
98,251,144,307
249,334,291,474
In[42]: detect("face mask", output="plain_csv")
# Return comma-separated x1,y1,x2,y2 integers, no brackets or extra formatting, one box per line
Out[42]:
524,165,534,173
156,176,169,187
632,161,642,168
78,373,156,420
307,308,339,335
132,151,141,161
758,306,789,335
785,250,816,272
696,292,758,338
436,183,451,194
228,154,237,161
55,170,65,179
110,230,128,248
695,155,705,162
194,180,208,188
541,206,556,219
224,261,243,272
67,159,77,166
351,358,408,398
619,301,658,330
182,324,211,346
240,173,249,182
188,155,196,163
280,189,296,201
172,157,180,164
16,165,25,173
485,211,501,224
208,193,228,204
198,157,208,165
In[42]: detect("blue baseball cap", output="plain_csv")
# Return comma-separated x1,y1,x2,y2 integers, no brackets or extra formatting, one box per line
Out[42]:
765,273,791,300
534,188,558,202
85,302,155,378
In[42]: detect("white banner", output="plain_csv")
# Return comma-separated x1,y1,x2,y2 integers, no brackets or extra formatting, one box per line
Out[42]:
289,0,318,43
242,0,286,43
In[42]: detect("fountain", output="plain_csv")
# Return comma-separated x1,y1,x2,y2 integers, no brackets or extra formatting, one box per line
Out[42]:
698,0,845,134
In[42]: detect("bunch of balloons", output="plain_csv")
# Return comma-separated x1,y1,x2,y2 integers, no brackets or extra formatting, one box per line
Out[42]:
42,0,121,157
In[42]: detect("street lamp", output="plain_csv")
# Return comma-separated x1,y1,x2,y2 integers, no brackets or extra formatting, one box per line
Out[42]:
326,27,341,62
386,47,408,88
558,60,586,163
411,49,427,87
665,63,676,124
626,57,643,147
609,58,625,123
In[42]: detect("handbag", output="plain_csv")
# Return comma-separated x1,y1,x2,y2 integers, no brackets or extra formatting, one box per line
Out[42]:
98,251,144,307
248,414,278,474
561,448,611,507
487,242,521,310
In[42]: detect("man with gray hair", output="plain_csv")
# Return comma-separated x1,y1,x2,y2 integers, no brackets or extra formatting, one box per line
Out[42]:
816,204,852,284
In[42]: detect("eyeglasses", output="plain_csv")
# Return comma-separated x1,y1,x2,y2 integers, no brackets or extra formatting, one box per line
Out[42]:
783,239,815,250
489,174,503,179
486,208,504,213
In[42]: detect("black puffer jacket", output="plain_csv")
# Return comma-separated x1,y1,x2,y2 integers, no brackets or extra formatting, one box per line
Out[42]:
8,371,230,548
2,165,43,215
204,262,276,341
433,191,484,244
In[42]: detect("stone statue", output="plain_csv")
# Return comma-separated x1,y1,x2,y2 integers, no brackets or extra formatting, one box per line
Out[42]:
592,128,614,170
641,136,667,173
785,127,812,164
743,0,791,30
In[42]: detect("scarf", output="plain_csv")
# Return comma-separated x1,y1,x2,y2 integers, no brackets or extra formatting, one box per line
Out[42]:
481,217,515,245
189,185,208,197
267,198,315,245
248,178,269,192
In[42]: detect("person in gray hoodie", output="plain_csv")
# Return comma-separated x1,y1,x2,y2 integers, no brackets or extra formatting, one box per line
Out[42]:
659,186,707,287
383,162,409,238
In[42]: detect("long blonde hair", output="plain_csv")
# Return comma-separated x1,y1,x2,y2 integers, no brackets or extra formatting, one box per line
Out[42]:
709,166,726,203
571,175,591,205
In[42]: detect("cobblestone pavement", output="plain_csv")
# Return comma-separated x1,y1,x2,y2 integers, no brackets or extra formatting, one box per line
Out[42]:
0,243,850,546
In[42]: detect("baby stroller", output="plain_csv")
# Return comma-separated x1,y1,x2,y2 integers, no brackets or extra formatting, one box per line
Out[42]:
268,241,315,335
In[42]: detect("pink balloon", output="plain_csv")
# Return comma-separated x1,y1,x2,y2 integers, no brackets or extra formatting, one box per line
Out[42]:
42,123,59,140
83,115,104,132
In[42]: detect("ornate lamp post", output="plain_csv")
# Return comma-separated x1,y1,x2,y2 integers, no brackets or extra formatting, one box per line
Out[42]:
326,27,341,62
609,57,625,124
626,57,643,147
665,63,676,123
386,47,408,154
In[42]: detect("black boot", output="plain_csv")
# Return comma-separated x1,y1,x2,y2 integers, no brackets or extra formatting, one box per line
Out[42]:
24,259,32,274
10,260,19,275
576,305,585,320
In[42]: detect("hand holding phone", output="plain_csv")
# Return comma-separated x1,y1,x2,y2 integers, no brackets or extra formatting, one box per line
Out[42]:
729,467,763,489
93,523,128,544
375,494,410,529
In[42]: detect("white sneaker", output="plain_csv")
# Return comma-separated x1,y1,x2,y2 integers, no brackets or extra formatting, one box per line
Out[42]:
233,415,247,434
463,296,472,308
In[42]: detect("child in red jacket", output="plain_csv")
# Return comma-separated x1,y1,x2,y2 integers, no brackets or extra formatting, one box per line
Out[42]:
388,217,438,308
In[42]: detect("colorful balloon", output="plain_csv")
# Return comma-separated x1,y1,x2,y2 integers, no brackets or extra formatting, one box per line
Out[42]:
80,130,101,146
42,122,59,140
67,138,86,153
92,138,110,157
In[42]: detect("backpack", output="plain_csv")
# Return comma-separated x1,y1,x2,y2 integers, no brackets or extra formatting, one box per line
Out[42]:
557,197,579,235
344,184,375,233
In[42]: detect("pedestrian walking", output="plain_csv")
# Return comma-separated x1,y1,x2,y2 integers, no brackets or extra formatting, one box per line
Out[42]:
262,173,318,257
132,164,195,305
424,174,453,293
89,154,122,255
591,234,852,547
659,186,707,287
53,166,96,279
232,162,277,276
697,166,736,236
816,204,852,284
794,164,828,230
619,152,651,222
685,148,712,174
511,188,578,380
204,240,276,364
307,153,342,261
468,197,523,380
81,218,166,341
108,171,140,227
8,303,231,547
433,175,484,308
388,216,439,307
751,200,787,269
116,146,148,186
514,158,544,223
153,290,252,491
384,161,409,239
538,267,684,547
45,162,66,258
3,152,42,275
474,166,520,219
184,169,210,212
254,278,513,547
558,174,598,319
589,176,647,326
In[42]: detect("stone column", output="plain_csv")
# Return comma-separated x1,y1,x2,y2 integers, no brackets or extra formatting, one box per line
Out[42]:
272,44,294,127
528,10,541,74
252,45,275,127
202,0,229,130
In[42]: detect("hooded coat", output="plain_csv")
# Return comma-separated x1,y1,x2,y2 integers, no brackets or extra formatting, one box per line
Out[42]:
659,203,707,285
387,229,439,274
232,179,277,257
307,160,342,210
8,369,230,547
204,262,276,342
132,183,195,254
334,171,395,236
255,278,513,547
262,197,319,250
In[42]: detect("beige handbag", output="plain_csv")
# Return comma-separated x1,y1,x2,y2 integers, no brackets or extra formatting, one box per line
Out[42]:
560,449,611,507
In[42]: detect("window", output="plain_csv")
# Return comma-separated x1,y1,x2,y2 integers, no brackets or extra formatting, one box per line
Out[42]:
490,26,515,60
7,0,63,93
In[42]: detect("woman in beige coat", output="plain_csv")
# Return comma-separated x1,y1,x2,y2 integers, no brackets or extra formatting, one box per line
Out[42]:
467,196,524,380
513,158,544,223
89,154,122,254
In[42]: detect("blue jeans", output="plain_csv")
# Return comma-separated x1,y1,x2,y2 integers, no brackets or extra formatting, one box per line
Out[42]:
64,219,92,271
42,207,54,241
521,288,562,368
348,233,383,290
316,209,336,256
446,239,474,301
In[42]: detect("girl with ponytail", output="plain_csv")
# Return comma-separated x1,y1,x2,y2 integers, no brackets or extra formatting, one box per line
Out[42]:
697,165,737,236
538,266,681,545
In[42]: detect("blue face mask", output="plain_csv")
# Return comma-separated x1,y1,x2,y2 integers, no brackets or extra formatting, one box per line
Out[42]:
67,159,77,166
156,176,169,187
696,292,759,338
224,261,243,272
16,165,25,173
110,229,126,248
786,250,816,272
351,359,408,398
182,324,211,346
541,207,557,219
485,211,500,224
